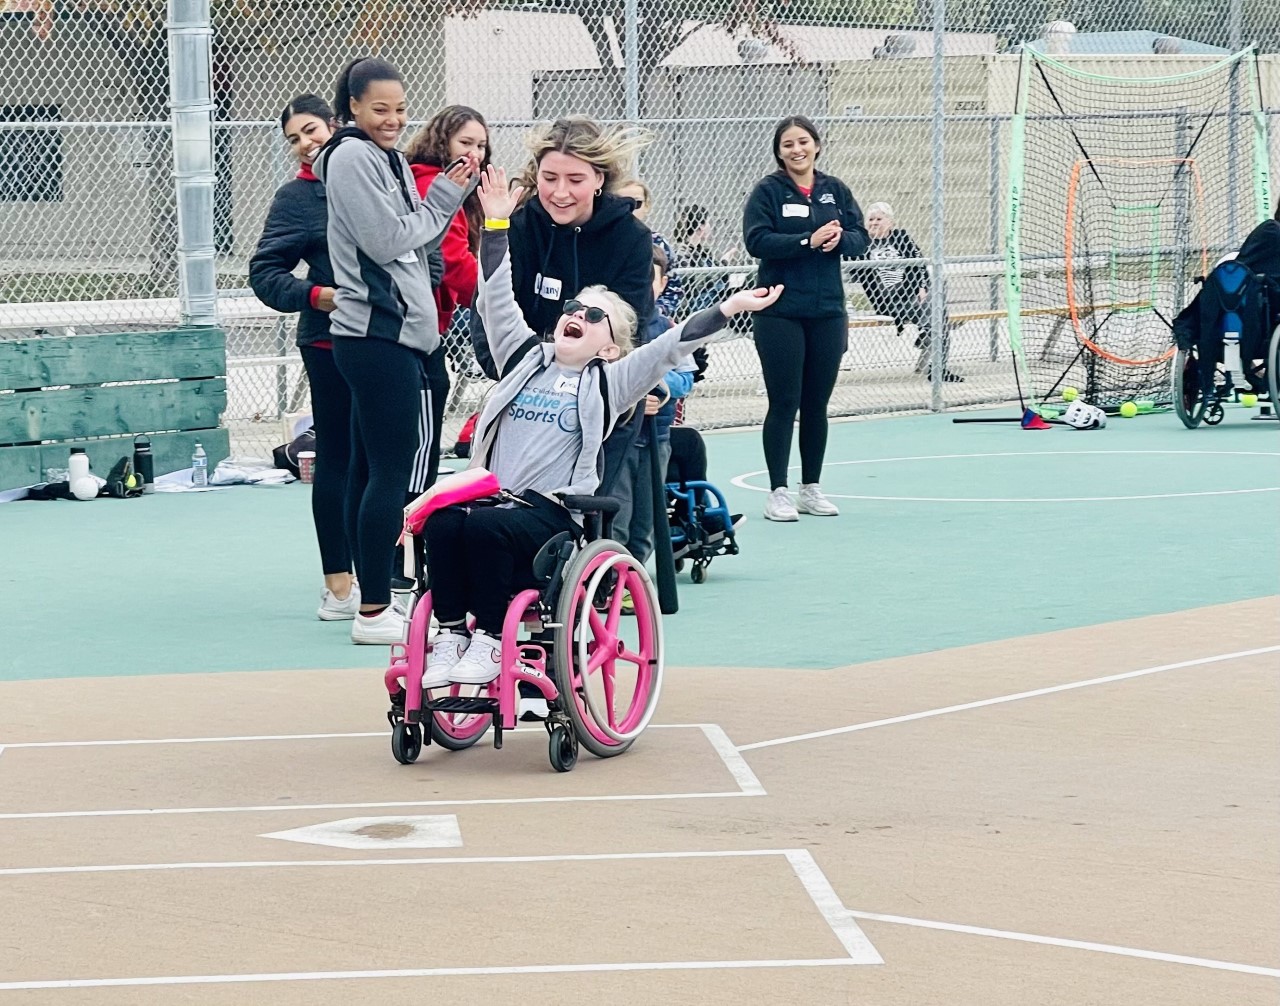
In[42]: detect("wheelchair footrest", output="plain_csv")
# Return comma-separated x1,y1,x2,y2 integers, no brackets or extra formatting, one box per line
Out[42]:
428,695,499,715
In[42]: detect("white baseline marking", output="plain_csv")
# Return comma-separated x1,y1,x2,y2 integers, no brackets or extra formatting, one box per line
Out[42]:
0,958,863,991
786,851,883,964
731,450,1280,503
0,848,791,878
0,724,763,820
849,910,1280,979
738,646,1280,752
0,848,881,989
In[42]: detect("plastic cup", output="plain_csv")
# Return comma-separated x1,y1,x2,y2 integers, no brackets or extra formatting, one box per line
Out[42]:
298,451,316,484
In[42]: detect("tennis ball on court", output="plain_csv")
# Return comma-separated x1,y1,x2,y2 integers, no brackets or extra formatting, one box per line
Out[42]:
1241,393,1258,408
1062,386,1079,402
1119,401,1138,418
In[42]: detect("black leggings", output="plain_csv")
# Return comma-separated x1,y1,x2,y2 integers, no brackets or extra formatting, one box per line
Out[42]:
332,338,427,607
299,346,353,576
752,314,846,489
424,493,580,634
408,347,449,496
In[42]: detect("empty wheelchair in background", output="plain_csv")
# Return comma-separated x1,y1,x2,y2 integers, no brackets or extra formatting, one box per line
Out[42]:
383,469,665,773
664,426,743,584
1172,257,1280,428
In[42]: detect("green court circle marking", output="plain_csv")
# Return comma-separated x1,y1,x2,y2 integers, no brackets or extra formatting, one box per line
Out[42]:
729,450,1280,503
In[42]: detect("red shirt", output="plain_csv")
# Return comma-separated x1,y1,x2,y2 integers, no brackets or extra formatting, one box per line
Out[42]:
410,162,478,334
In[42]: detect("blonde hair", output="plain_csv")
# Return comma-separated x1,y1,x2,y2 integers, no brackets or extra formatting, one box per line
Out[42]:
516,117,652,199
578,284,637,356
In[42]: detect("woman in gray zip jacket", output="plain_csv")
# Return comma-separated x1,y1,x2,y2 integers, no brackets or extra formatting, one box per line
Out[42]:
314,56,476,645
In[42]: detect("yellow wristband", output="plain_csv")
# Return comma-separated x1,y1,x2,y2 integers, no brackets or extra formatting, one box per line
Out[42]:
484,217,511,230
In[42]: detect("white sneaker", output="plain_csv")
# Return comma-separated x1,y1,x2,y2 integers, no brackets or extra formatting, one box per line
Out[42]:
763,487,799,522
448,630,503,684
317,583,360,621
518,697,550,721
350,605,407,645
424,630,470,689
797,483,840,516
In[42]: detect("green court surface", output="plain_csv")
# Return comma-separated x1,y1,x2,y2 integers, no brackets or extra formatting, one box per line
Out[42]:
2,407,1277,680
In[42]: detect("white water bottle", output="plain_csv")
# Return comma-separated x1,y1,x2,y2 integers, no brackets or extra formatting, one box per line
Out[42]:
68,448,97,501
191,443,208,487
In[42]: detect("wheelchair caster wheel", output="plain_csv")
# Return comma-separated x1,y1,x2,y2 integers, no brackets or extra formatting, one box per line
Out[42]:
1205,402,1225,425
549,725,578,772
690,563,707,584
391,722,422,764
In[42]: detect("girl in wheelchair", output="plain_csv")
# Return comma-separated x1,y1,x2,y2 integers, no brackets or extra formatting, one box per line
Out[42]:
421,166,782,688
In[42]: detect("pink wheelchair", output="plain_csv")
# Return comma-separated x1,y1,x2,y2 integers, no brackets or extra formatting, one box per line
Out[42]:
383,470,666,772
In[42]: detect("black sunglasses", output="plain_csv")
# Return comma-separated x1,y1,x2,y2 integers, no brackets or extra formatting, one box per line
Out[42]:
562,299,615,342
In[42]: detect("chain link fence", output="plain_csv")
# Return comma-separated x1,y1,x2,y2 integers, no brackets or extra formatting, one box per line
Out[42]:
3,0,1279,458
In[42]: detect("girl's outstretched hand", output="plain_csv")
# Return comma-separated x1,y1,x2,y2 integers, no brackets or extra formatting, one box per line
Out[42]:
477,165,525,223
720,284,784,317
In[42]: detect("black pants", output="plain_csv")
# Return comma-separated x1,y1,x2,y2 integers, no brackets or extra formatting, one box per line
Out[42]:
424,493,579,635
299,345,352,576
408,347,449,496
333,337,426,607
752,314,846,489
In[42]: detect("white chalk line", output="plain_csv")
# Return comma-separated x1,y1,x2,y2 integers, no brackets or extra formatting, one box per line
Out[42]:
737,645,1280,752
731,449,1280,503
0,724,763,820
0,958,863,991
850,910,1280,978
0,848,882,988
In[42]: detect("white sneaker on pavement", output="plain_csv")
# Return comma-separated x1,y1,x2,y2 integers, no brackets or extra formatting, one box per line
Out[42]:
797,483,840,516
350,605,407,645
448,629,503,684
763,487,799,522
317,583,360,621
424,630,470,689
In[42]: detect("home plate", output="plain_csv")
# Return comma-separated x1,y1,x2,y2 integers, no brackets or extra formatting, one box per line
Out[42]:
261,815,463,850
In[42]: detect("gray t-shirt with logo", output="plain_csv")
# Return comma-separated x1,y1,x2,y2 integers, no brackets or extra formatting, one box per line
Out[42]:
489,363,584,497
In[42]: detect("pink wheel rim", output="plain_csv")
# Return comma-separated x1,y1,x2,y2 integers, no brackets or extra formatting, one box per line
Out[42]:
565,550,659,746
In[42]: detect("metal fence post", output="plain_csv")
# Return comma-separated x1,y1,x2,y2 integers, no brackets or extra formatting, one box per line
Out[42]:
928,0,947,410
624,0,640,120
167,0,218,326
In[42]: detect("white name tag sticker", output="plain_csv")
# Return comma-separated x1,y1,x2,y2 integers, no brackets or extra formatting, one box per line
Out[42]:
782,203,810,218
536,274,563,300
395,249,418,264
553,374,580,394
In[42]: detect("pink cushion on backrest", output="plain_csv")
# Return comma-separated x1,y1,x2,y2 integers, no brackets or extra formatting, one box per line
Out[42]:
403,468,502,536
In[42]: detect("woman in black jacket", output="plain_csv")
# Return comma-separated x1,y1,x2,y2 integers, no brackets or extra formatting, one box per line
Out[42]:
743,115,868,522
249,94,357,622
470,116,654,377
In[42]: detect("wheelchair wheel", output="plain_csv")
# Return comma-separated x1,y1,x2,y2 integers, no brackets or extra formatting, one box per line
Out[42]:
690,562,708,584
428,683,492,751
548,724,578,772
553,539,664,759
1173,347,1205,429
1269,326,1280,418
391,722,422,765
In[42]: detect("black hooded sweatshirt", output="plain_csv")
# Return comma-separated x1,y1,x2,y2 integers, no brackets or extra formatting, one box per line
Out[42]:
470,191,655,379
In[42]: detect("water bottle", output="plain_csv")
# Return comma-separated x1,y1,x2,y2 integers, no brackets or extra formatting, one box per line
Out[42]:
132,435,155,494
68,448,97,501
191,443,208,487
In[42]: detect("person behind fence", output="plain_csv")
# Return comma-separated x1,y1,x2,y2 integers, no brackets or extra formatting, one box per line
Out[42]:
743,114,868,523
673,203,737,318
468,116,655,381
407,104,490,386
617,178,682,318
422,165,782,686
249,94,362,622
314,57,477,645
861,201,962,384
612,244,697,568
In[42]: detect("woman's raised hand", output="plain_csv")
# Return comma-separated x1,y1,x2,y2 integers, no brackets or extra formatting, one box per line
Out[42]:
444,150,480,186
720,284,784,317
477,165,525,223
